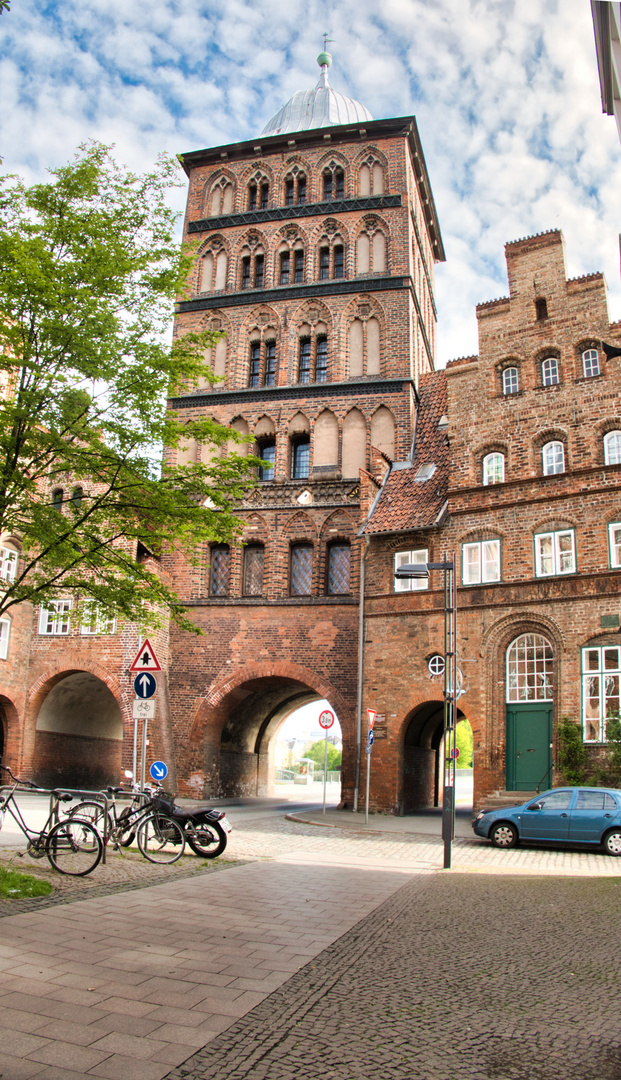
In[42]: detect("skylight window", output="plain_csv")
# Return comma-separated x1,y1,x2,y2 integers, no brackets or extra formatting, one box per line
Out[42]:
415,463,436,482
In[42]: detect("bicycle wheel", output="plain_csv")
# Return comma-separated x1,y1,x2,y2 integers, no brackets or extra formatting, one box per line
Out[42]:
136,813,185,864
117,805,136,847
46,819,103,876
186,816,227,858
68,801,111,836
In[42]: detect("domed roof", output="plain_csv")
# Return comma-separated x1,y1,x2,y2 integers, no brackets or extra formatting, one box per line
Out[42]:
261,53,373,137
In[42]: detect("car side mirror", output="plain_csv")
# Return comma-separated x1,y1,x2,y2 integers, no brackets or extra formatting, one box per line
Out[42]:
527,802,543,811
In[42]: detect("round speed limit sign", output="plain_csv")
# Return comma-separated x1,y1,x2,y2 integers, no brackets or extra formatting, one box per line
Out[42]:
318,709,335,730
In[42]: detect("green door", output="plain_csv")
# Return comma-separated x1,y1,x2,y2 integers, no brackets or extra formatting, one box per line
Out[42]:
506,704,552,791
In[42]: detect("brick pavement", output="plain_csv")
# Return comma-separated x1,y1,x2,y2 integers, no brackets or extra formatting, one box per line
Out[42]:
0,815,620,1079
162,872,621,1080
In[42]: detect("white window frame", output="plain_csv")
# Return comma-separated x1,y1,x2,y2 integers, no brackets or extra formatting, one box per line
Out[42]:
582,349,600,378
582,645,621,743
0,545,17,583
462,539,501,585
80,600,116,636
0,617,10,659
502,367,519,395
542,441,565,475
394,549,429,592
482,453,505,486
534,530,576,577
38,599,72,635
541,357,559,386
604,431,621,465
609,522,621,568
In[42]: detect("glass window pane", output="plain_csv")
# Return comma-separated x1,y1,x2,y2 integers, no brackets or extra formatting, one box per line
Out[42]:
503,367,518,394
605,431,621,465
609,524,621,567
328,544,350,594
604,648,620,671
507,633,553,702
259,443,275,482
583,350,599,378
462,543,480,584
210,547,229,596
291,545,313,595
536,534,553,576
539,791,571,809
482,540,500,582
292,438,310,479
557,531,575,573
243,546,264,596
576,790,605,809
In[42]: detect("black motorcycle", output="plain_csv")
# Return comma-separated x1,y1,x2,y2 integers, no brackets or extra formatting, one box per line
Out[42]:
148,788,231,858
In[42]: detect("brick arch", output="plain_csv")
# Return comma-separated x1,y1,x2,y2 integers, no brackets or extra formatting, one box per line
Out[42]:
353,144,389,169
232,227,270,260
530,512,577,535
238,159,275,186
318,509,356,542
291,297,333,330
189,660,350,748
282,510,317,539
202,170,237,217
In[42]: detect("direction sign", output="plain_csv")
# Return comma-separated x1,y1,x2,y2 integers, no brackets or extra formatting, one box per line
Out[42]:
130,639,162,672
150,760,168,781
368,729,374,747
318,709,334,730
367,709,377,730
134,672,157,699
132,699,156,720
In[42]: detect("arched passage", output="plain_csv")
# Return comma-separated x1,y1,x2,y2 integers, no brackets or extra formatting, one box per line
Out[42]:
402,700,466,811
34,671,123,789
190,665,350,800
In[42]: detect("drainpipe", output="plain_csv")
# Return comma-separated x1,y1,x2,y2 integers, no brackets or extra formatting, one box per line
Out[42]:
353,535,370,812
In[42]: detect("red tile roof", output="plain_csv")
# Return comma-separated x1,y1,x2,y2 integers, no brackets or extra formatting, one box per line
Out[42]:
361,370,448,535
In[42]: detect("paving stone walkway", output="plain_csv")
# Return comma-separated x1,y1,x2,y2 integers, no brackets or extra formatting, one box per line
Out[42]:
1,813,620,1080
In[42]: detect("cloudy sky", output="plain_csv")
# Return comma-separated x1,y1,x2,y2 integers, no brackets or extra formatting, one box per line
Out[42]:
1,0,619,363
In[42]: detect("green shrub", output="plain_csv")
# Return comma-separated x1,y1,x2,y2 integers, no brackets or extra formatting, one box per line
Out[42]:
557,717,588,786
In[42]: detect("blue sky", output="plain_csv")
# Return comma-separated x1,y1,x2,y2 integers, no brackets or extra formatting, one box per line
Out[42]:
1,0,620,363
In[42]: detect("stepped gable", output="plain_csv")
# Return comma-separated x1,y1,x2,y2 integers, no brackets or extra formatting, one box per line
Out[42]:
362,370,448,534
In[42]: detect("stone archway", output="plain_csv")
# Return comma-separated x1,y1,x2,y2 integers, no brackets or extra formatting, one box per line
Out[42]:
34,671,123,789
402,700,466,812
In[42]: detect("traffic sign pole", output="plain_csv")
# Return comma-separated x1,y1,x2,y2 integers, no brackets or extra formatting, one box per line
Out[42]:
365,726,374,825
318,710,335,816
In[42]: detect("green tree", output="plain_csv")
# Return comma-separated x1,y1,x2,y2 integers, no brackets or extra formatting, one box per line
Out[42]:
303,739,342,772
0,144,258,631
557,716,588,786
455,719,473,768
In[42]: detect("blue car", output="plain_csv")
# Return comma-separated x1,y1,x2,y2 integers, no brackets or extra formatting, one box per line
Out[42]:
472,786,621,855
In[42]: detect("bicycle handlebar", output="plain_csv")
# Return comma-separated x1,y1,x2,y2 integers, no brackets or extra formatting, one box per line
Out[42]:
0,764,37,789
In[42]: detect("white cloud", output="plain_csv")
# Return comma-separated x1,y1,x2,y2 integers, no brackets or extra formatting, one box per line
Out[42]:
1,0,620,363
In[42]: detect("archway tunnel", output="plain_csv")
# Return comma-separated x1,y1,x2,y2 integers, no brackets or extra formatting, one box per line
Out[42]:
215,675,338,798
402,700,467,812
34,671,123,790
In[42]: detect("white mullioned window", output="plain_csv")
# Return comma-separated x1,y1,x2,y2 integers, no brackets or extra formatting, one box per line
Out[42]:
38,599,72,635
609,523,621,568
534,530,575,577
542,357,559,386
604,431,621,465
502,367,519,395
0,617,10,659
80,600,116,636
482,453,505,486
0,546,17,582
583,349,600,378
582,646,621,742
462,540,501,585
507,634,553,703
542,441,565,475
394,549,429,592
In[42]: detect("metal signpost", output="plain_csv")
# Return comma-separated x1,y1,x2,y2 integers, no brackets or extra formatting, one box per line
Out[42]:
318,709,335,815
365,709,376,825
130,640,161,788
395,555,457,869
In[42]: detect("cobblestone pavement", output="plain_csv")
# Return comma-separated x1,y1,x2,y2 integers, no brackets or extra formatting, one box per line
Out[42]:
163,872,621,1080
1,812,621,1080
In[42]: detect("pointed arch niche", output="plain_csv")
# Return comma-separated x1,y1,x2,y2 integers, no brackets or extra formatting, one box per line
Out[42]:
313,410,339,470
197,315,229,390
371,406,395,461
348,300,382,378
342,409,367,478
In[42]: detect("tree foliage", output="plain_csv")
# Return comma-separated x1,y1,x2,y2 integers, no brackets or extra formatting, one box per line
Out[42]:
303,739,342,772
0,143,258,631
455,719,473,768
557,716,588,786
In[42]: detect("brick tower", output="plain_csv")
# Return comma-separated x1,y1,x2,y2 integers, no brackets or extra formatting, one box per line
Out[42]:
165,52,445,802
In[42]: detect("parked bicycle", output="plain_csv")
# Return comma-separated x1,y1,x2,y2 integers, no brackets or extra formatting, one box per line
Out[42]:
0,765,102,876
68,779,229,859
67,782,186,864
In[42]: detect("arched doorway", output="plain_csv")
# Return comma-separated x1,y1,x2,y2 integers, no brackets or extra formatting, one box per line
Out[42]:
402,700,466,812
34,671,123,789
506,633,553,791
196,670,348,801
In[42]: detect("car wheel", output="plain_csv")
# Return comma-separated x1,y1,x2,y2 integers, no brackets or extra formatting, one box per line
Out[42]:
603,830,621,856
490,822,518,849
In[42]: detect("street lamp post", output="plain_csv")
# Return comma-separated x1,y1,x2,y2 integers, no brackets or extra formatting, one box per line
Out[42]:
395,554,457,869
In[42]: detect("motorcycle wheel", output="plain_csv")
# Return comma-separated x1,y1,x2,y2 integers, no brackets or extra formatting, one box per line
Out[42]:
186,816,227,858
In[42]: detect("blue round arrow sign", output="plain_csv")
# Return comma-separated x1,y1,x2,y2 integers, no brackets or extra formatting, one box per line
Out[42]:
134,672,157,699
150,761,168,781
368,730,374,746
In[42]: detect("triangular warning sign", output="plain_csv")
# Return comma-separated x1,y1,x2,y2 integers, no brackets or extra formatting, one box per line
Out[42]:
130,639,162,672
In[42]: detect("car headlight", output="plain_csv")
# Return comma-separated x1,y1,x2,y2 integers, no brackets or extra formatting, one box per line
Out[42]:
475,810,489,821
